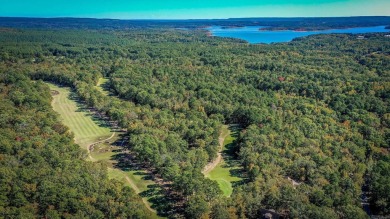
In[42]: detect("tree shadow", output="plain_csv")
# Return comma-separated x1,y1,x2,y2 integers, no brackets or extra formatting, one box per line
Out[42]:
99,78,118,97
229,168,246,179
229,124,241,137
59,84,178,216
101,80,111,92
222,143,239,165
111,150,180,217
139,184,179,217
231,178,250,187
111,153,138,171
67,91,113,129
219,124,248,187
110,133,128,147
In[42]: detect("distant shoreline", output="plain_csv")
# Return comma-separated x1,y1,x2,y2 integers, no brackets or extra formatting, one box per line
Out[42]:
205,25,389,44
0,16,389,30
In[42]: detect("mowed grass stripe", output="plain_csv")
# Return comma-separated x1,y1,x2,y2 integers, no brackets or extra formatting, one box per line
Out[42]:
55,86,105,141
48,83,112,149
49,83,162,218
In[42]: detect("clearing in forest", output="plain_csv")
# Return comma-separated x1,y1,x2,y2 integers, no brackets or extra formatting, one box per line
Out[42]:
204,125,244,197
49,84,112,149
96,77,110,96
49,83,162,218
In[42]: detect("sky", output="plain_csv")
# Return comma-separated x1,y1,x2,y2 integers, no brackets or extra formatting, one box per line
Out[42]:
0,0,389,19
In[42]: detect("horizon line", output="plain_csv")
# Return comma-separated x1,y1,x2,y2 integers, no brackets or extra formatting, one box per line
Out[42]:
1,15,390,21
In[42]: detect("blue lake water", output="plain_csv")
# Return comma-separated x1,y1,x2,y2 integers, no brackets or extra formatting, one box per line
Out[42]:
205,26,389,44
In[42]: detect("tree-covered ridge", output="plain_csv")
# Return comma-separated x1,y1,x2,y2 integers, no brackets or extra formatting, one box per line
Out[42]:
0,16,389,30
0,27,389,218
0,73,152,218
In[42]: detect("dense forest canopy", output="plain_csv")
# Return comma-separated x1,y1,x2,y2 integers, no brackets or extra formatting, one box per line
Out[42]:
0,18,389,218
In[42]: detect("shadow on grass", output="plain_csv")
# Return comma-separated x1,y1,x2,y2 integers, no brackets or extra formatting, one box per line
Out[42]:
101,79,112,92
229,168,247,179
219,124,248,188
67,91,113,130
99,78,120,97
132,171,154,180
229,124,241,137
111,151,180,217
231,178,250,187
110,133,128,147
55,83,177,216
139,184,178,217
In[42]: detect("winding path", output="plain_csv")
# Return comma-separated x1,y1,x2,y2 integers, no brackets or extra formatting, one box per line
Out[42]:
202,126,230,175
87,132,115,161
89,134,157,214
93,79,158,214
50,83,159,216
105,167,157,213
124,176,157,213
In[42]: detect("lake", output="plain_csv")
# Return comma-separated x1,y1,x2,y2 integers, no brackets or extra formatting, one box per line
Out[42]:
205,26,389,44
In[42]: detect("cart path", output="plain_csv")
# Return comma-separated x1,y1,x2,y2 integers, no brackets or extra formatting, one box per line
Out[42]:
87,132,115,161
107,167,157,213
124,176,157,213
202,127,230,175
49,83,158,216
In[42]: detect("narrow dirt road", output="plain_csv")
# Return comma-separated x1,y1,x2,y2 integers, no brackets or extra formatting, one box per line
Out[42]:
106,167,157,214
202,126,230,175
124,176,157,213
87,132,115,161
92,79,159,215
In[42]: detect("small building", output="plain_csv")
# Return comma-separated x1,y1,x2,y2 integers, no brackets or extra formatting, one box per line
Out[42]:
357,36,365,40
385,35,390,38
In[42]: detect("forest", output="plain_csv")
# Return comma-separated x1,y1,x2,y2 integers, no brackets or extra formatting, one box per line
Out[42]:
0,19,389,219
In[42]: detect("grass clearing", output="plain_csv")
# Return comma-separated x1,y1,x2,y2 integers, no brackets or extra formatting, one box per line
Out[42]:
96,78,110,96
91,143,156,192
205,125,244,197
107,168,162,218
90,134,162,217
49,82,162,218
49,84,112,149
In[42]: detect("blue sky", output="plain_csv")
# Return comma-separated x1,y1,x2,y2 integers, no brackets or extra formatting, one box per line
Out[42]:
0,0,389,19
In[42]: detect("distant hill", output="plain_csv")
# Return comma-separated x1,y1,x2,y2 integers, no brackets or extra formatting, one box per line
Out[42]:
0,16,389,30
